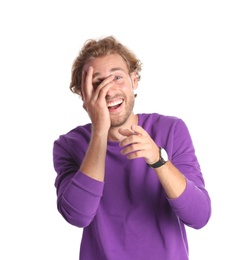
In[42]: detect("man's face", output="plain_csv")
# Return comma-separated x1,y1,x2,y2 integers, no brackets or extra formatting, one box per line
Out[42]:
83,54,138,127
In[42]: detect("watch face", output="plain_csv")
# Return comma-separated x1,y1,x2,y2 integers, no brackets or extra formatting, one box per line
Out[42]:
160,148,168,161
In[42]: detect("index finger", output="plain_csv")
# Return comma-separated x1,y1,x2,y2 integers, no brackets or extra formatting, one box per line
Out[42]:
130,125,147,136
118,128,137,137
81,66,93,100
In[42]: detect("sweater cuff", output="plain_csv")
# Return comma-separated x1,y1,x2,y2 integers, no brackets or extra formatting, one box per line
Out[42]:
167,178,195,210
72,170,105,196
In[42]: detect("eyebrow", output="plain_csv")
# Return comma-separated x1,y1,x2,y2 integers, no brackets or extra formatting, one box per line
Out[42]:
93,67,126,79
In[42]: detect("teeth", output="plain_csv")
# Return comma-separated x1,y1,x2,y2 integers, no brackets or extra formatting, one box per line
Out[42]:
107,99,123,107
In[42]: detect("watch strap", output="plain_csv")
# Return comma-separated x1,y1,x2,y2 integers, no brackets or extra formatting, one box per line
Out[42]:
147,147,168,169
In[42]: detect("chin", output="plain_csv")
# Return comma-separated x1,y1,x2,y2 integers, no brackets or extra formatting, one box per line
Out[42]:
110,116,127,128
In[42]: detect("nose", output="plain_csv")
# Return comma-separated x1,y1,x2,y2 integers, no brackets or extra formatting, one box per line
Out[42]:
106,80,117,96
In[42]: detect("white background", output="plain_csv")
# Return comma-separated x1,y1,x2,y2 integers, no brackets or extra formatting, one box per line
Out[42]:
0,0,251,259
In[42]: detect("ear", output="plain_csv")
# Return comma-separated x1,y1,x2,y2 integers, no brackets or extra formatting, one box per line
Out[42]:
131,72,138,90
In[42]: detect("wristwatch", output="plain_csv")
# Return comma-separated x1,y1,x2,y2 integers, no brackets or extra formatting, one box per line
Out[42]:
148,147,168,168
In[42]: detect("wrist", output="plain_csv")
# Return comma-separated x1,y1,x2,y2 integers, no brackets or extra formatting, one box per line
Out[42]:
147,147,169,169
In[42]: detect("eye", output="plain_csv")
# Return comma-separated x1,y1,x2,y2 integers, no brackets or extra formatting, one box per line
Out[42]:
93,81,101,88
114,75,122,81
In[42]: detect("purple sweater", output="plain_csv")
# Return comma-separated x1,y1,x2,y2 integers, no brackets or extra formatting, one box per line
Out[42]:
53,113,211,260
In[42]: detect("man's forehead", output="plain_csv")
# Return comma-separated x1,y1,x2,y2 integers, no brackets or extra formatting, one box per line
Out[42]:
83,54,127,72
93,67,126,78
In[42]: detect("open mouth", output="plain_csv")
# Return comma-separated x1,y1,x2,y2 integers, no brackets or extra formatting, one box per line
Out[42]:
107,98,123,111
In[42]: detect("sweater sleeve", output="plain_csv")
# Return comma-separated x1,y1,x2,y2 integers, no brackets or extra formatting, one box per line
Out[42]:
166,119,211,229
53,135,104,227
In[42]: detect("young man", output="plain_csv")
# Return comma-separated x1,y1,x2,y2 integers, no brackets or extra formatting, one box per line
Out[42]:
53,36,211,260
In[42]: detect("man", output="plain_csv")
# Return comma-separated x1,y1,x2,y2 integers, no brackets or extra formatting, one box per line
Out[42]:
53,35,211,260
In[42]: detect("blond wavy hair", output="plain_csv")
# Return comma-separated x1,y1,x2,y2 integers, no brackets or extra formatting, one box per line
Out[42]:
69,36,142,95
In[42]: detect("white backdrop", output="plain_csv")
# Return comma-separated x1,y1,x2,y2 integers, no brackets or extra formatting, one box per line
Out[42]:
0,0,251,259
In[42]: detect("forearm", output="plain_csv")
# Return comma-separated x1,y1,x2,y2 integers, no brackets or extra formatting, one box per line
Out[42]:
155,161,186,199
57,171,104,227
156,161,211,228
53,127,107,227
79,131,108,181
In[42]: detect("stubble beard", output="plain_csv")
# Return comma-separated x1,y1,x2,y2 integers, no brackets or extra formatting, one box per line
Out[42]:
110,96,135,128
